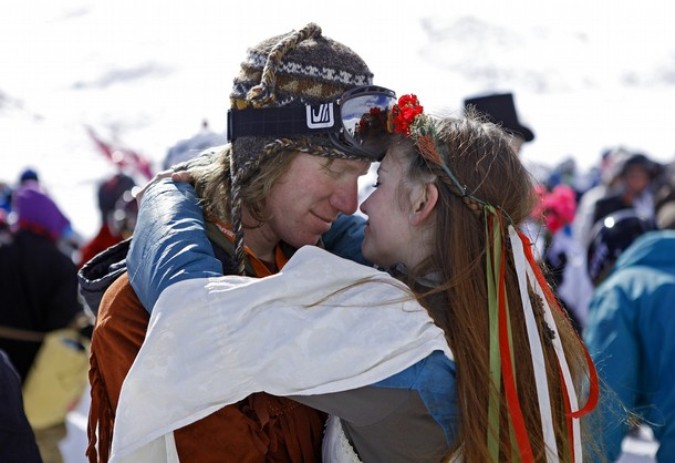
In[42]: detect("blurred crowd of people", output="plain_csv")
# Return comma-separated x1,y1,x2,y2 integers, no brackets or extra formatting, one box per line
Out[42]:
490,95,675,461
0,165,140,462
528,146,671,330
0,119,232,461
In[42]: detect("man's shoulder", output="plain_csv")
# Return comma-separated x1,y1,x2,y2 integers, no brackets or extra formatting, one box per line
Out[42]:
94,272,150,358
78,239,131,315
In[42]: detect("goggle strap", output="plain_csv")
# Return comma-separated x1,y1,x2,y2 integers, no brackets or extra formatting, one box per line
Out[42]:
227,104,343,141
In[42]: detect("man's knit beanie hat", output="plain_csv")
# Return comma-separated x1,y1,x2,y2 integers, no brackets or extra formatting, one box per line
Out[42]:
229,22,374,185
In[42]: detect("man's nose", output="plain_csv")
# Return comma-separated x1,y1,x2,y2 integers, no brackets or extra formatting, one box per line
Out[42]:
331,184,359,215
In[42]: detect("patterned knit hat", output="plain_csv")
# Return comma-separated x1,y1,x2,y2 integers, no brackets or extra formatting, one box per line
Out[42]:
229,22,374,185
226,23,375,273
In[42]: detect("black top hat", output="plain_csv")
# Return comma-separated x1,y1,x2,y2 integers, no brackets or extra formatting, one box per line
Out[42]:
463,93,535,142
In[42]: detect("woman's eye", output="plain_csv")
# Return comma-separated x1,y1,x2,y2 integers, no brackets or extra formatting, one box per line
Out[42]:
372,181,381,188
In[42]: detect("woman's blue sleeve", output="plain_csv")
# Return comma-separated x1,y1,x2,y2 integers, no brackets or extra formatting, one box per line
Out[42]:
126,179,222,313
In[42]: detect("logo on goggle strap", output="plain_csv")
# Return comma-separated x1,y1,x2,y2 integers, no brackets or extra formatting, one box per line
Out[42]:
306,103,335,129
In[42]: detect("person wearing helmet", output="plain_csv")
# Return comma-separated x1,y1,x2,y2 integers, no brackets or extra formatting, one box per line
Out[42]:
162,120,228,170
591,152,662,227
77,173,136,269
585,209,656,287
584,199,675,461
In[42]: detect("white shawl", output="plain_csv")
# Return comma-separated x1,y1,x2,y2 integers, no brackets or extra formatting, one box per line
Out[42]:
110,246,453,462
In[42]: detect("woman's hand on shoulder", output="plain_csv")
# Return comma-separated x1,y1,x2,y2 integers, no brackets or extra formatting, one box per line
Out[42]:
135,169,194,205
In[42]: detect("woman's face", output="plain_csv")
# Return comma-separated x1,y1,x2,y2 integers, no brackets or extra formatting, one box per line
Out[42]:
359,146,424,268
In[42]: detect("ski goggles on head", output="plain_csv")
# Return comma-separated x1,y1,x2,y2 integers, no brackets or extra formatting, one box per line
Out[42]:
227,85,397,161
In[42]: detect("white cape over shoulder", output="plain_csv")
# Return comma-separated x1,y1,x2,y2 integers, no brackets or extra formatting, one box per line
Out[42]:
110,246,453,462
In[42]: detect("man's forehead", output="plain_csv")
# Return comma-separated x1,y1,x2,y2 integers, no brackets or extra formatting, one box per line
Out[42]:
305,153,370,175
330,158,371,175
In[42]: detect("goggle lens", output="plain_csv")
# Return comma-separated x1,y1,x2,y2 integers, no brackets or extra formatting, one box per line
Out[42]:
336,90,395,160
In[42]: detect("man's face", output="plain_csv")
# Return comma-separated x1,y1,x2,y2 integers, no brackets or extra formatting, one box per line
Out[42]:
265,153,370,248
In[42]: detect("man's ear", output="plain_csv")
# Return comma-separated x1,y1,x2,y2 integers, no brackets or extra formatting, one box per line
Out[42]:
410,183,438,225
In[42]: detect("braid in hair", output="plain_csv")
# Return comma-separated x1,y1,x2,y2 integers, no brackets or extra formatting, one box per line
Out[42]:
421,157,484,217
228,152,247,275
460,195,484,217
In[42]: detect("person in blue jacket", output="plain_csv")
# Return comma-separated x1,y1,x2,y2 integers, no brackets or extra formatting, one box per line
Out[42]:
120,99,599,462
584,207,675,461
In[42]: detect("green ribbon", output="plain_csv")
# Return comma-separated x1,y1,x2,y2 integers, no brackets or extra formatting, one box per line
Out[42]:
485,206,525,462
486,207,501,461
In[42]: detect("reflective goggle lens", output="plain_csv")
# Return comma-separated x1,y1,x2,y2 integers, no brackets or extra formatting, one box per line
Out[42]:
334,87,396,161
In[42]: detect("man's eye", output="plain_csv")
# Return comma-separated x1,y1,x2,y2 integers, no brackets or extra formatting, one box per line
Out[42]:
372,181,381,188
324,167,346,179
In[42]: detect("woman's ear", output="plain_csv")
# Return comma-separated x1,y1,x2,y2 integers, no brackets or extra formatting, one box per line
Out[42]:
410,183,438,226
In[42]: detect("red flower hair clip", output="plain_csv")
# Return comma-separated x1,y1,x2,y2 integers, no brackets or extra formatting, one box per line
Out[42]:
389,94,424,135
387,94,468,197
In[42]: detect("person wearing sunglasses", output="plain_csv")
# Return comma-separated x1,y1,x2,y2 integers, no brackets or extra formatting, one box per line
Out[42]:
104,96,599,461
82,23,396,463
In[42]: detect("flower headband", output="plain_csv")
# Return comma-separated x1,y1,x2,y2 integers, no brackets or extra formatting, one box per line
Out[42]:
387,94,598,461
388,95,472,201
